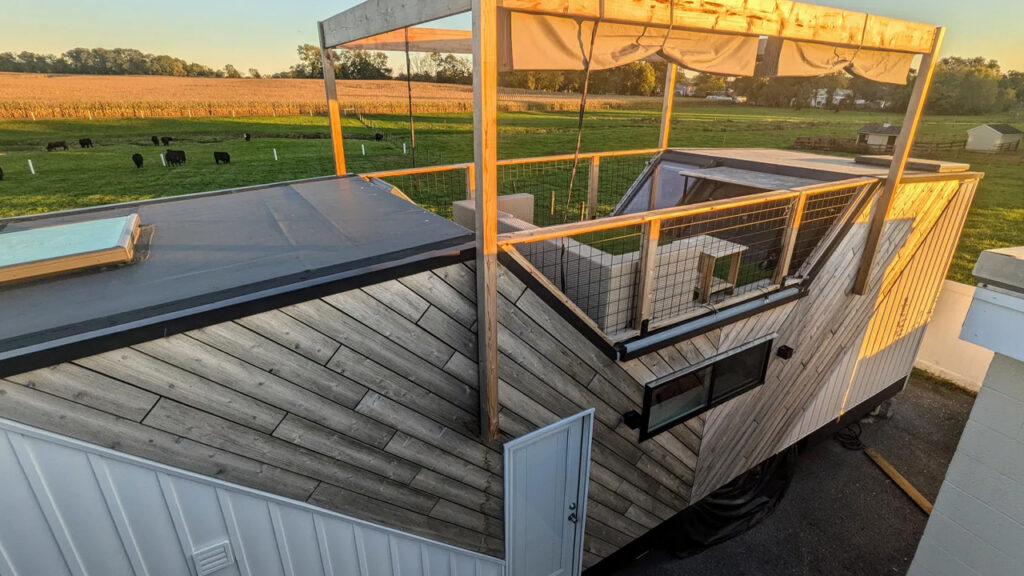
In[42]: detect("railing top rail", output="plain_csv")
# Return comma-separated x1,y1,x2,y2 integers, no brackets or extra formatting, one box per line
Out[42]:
361,162,472,180
498,187,802,246
790,176,879,194
495,147,661,166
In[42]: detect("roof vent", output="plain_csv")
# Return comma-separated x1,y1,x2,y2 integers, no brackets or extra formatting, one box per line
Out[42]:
0,214,140,285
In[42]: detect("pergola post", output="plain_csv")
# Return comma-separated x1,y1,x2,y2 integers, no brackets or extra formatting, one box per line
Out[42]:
473,0,500,440
853,27,945,295
319,22,347,175
659,63,678,149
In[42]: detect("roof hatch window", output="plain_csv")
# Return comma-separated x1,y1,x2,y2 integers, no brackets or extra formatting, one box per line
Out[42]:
0,214,141,285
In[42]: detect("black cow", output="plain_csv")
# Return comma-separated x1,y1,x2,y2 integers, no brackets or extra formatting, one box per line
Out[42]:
46,141,69,152
374,133,384,141
244,133,251,142
132,153,144,169
0,166,4,181
214,151,231,165
79,138,93,148
151,136,160,146
161,136,174,146
165,150,186,166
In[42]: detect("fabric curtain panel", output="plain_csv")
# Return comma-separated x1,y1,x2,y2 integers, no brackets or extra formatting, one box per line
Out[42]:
501,12,757,76
500,11,914,84
774,39,914,84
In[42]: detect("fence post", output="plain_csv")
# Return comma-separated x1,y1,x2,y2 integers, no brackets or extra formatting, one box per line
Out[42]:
633,218,662,331
586,155,600,220
466,163,476,200
773,193,807,285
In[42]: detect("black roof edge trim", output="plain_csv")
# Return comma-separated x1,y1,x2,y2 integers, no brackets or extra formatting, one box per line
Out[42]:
0,174,357,225
497,250,619,361
616,287,805,361
0,242,474,379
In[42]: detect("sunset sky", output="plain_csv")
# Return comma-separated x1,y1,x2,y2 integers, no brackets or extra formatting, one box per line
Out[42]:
2,0,1021,74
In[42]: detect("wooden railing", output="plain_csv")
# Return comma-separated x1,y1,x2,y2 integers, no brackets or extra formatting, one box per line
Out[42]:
497,177,878,338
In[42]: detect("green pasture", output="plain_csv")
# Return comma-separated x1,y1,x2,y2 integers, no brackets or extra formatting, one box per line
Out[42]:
0,103,1021,283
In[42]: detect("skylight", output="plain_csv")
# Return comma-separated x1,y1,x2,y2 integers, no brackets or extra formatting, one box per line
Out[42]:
0,214,141,285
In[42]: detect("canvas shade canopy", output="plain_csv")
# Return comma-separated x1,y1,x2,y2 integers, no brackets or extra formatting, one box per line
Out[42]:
326,0,938,84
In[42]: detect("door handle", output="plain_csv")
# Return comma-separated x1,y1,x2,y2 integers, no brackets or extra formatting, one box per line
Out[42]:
568,512,578,524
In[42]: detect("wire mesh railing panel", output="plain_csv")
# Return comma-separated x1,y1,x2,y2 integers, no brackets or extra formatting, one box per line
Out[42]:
498,159,592,228
516,225,645,336
377,168,468,221
649,197,796,324
788,186,862,276
595,154,656,218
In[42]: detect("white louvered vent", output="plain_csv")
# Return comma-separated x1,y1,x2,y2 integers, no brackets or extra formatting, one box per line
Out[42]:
192,540,234,576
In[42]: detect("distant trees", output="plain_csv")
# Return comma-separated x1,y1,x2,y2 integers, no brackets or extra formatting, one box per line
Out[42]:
288,44,392,80
499,61,664,96
691,72,727,97
928,57,1017,115
0,48,225,77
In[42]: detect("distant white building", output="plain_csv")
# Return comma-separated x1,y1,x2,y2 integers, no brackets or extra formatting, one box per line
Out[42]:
810,88,853,108
965,124,1023,152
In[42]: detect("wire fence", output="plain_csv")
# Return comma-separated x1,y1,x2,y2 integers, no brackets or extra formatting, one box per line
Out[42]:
649,197,795,325
788,185,863,275
362,150,656,227
500,178,875,337
515,225,645,336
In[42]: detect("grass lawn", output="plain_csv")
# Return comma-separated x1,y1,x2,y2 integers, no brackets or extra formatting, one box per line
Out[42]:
0,103,1021,283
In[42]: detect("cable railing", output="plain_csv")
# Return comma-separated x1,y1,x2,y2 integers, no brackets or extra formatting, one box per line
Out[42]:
496,177,878,339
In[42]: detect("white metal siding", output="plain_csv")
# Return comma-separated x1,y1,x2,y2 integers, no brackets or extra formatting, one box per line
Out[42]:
0,418,504,576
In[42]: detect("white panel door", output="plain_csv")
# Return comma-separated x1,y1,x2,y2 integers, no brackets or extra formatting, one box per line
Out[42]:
504,410,594,576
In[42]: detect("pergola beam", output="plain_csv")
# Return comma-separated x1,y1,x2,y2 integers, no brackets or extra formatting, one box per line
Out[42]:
853,27,945,295
318,22,346,175
473,0,501,440
658,63,678,149
322,0,471,48
341,28,473,54
323,0,937,54
495,0,937,54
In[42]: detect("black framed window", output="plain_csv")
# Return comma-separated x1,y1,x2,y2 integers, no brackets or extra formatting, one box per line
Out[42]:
639,337,774,441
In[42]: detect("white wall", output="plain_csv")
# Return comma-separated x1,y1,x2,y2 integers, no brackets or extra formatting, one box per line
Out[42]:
908,353,1024,576
914,280,993,391
0,418,505,576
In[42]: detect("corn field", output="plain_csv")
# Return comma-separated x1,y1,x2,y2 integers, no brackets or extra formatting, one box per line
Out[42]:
0,72,660,120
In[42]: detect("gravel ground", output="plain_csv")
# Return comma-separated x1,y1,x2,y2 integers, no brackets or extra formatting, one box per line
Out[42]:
608,372,975,576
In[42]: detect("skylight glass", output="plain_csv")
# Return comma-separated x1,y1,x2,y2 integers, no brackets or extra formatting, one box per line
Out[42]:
0,214,140,284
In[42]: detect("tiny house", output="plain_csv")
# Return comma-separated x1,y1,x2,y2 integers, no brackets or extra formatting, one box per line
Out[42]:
0,1,966,575
965,123,1023,152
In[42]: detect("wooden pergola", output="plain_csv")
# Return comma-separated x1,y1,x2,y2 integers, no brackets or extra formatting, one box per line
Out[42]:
318,0,944,440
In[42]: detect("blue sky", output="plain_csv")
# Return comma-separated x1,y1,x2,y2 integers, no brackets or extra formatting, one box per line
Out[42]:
2,0,1021,74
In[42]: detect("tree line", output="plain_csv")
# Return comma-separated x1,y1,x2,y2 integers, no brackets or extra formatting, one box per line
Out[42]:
0,48,260,78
